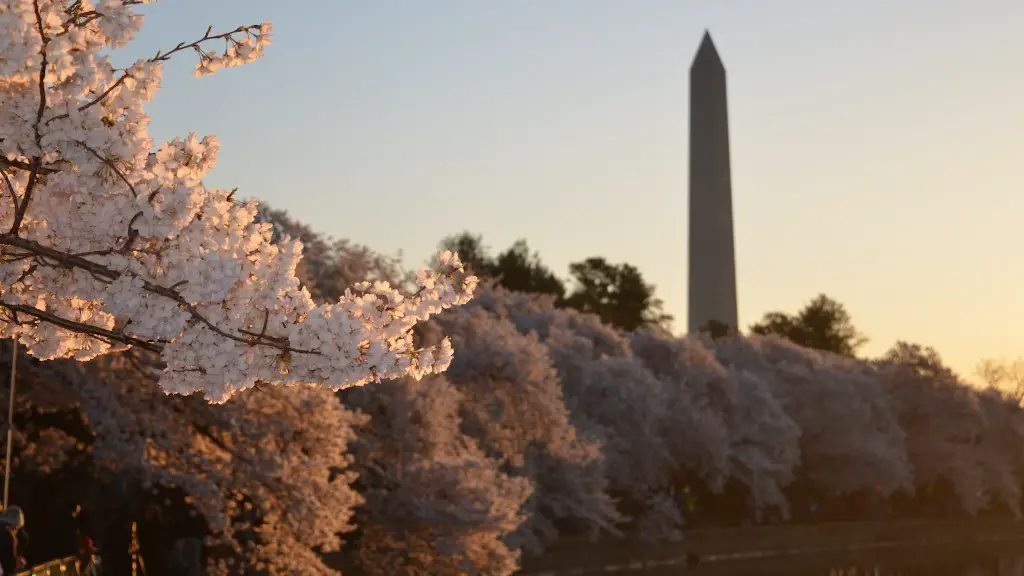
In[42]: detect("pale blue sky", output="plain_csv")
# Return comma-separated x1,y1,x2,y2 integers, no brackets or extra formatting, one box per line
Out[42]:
127,1,1023,378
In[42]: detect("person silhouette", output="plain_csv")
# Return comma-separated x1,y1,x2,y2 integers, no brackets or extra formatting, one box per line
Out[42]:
0,505,26,575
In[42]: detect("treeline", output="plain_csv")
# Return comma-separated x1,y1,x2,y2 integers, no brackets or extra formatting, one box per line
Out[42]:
439,232,671,332
3,208,1022,576
440,232,867,359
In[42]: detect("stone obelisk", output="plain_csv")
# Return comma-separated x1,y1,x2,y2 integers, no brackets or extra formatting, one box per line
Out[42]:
688,31,738,334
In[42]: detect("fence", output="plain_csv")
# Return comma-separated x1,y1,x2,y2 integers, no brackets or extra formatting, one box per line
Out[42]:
16,556,80,576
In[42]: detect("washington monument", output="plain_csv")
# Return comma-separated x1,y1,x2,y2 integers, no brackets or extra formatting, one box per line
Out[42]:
688,31,738,334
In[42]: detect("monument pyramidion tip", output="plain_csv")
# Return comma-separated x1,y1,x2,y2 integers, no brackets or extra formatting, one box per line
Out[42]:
691,30,725,72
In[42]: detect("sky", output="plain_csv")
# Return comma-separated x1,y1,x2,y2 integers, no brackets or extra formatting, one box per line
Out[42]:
125,0,1023,379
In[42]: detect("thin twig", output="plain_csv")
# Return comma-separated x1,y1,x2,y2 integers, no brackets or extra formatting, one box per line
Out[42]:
47,22,261,124
76,140,138,197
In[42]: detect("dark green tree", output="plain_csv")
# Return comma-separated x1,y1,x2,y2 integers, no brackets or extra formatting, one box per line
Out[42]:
699,319,736,340
492,240,567,300
438,234,671,332
439,233,566,300
563,257,672,332
749,294,867,356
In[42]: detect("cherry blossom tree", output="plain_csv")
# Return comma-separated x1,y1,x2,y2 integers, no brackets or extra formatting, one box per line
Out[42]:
343,376,531,576
468,288,689,537
634,332,801,519
421,302,622,554
0,215,452,574
725,336,911,500
973,386,1024,516
469,287,791,533
255,218,538,573
256,205,413,303
878,342,1020,516
0,0,474,402
7,349,365,575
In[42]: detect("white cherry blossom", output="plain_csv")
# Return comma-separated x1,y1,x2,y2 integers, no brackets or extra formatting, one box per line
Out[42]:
0,0,475,401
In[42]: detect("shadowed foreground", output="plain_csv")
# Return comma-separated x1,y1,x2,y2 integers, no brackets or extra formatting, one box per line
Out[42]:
518,519,1024,575
653,546,1024,576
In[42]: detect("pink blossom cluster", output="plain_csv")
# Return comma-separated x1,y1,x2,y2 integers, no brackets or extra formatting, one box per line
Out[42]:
0,0,476,401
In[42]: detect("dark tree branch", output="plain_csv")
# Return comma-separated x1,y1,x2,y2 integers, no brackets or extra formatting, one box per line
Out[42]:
11,0,52,237
45,75,127,125
0,234,322,356
0,169,17,216
0,158,58,176
76,140,138,197
0,300,161,352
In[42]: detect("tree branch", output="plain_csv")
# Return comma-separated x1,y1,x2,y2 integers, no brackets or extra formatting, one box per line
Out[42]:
0,234,322,356
11,0,52,237
0,300,161,353
0,158,58,176
76,141,137,197
48,24,262,127
0,169,17,216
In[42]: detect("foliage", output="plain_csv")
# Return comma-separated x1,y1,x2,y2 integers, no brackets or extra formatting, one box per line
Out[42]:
0,345,366,574
422,305,622,554
876,342,1020,514
564,257,672,332
256,205,414,301
976,357,1024,403
439,233,565,301
0,0,474,401
749,294,867,357
263,217,539,574
698,319,735,339
343,377,531,576
439,232,670,332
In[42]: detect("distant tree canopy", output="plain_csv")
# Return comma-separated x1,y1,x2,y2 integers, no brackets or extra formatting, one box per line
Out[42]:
880,341,952,380
976,357,1024,403
564,257,672,332
749,294,867,357
439,232,671,332
698,319,736,340
439,233,566,301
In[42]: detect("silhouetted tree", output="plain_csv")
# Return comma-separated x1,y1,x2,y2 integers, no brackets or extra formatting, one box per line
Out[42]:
699,320,735,340
976,358,1024,403
564,257,672,332
493,240,568,301
439,234,671,332
881,341,951,379
439,233,567,300
749,294,866,356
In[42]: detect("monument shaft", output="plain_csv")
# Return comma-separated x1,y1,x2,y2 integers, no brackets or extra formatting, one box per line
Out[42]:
688,32,738,334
